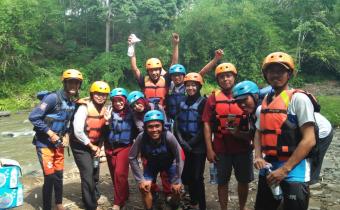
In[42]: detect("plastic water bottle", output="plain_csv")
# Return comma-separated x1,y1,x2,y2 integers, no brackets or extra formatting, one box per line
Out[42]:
127,34,141,57
209,163,218,184
93,157,99,169
265,164,283,200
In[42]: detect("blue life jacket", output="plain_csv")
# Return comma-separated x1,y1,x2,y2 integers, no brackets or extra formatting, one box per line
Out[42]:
108,112,133,145
141,132,174,169
178,96,204,137
42,91,75,136
166,85,186,119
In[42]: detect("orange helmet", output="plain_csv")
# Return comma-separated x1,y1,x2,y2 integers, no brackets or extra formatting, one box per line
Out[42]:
262,52,295,75
61,69,83,82
145,58,162,70
215,63,237,77
90,81,110,94
184,72,204,85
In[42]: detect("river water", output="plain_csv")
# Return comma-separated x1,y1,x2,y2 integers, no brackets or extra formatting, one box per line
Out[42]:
0,112,77,176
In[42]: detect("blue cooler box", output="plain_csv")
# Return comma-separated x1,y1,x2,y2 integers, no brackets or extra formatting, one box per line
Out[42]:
0,159,23,209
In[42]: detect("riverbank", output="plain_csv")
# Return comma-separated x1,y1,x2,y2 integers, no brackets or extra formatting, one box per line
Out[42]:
12,129,340,210
1,80,339,126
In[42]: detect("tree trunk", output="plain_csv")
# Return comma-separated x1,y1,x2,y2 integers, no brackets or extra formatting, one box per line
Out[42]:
105,0,111,52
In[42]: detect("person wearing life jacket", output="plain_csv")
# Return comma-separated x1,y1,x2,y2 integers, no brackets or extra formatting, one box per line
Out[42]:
166,64,187,120
174,73,207,210
165,49,224,123
29,69,83,210
70,81,109,210
128,33,180,107
127,90,169,133
129,110,184,210
127,90,172,201
202,63,254,210
104,88,138,210
233,81,333,188
253,52,317,210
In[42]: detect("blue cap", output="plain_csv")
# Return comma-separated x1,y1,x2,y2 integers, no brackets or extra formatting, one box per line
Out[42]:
232,80,259,100
127,91,145,105
169,64,186,75
110,88,128,99
143,110,164,123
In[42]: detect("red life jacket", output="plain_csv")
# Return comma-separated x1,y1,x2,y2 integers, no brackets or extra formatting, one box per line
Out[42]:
144,76,168,106
77,98,107,144
259,89,319,161
213,90,245,138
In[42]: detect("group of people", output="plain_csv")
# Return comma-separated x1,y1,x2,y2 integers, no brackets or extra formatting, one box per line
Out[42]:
29,33,333,210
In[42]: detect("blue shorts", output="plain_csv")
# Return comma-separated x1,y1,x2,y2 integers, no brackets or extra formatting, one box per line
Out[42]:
143,162,177,184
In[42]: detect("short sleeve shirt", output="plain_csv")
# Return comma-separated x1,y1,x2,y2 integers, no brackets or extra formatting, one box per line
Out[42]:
202,93,252,154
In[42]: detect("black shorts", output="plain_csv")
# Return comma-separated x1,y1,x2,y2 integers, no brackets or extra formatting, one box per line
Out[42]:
255,175,310,210
215,150,254,184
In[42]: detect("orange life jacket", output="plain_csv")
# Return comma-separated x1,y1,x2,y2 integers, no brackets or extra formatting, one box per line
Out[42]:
144,76,168,106
213,90,246,138
77,98,107,144
259,89,319,160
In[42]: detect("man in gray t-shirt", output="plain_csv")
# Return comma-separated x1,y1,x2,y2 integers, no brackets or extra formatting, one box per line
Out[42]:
129,110,183,210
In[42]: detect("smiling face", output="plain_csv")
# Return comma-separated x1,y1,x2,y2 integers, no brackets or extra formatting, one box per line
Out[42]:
171,73,185,86
217,72,236,91
112,97,125,111
132,100,145,113
264,64,290,90
236,95,257,114
145,120,163,140
64,79,81,96
185,81,198,96
147,68,161,81
92,92,108,105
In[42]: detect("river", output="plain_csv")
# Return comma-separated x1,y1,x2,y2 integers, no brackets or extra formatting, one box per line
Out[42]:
0,112,77,176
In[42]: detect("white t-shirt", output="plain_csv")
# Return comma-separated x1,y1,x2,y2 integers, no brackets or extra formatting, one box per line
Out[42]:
314,112,332,138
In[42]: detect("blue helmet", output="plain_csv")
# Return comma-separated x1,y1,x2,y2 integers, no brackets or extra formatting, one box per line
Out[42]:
232,80,259,100
110,88,128,99
127,91,145,105
169,64,186,75
143,110,164,123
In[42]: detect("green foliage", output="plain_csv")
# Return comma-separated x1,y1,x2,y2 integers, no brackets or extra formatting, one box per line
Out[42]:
318,95,340,127
0,0,339,111
174,0,287,83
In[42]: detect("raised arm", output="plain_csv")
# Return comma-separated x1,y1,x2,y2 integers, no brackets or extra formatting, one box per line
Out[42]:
199,49,224,76
170,33,180,66
128,35,142,80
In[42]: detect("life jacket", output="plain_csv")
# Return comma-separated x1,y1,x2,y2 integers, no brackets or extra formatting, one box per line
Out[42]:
178,96,204,137
77,99,106,144
213,90,246,138
166,84,186,119
108,112,134,145
144,76,168,106
141,131,174,168
41,90,75,136
259,89,320,161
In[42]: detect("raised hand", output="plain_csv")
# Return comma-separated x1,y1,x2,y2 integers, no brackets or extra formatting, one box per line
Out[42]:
215,49,224,60
104,106,112,121
172,33,180,45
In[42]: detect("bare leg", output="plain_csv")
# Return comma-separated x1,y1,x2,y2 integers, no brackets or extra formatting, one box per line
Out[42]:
238,182,249,210
141,191,153,209
218,183,229,210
